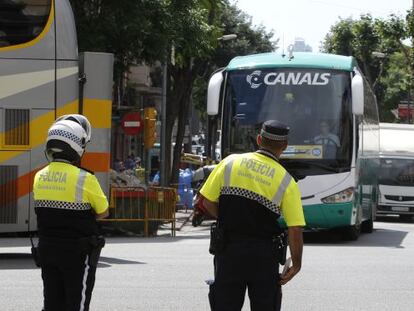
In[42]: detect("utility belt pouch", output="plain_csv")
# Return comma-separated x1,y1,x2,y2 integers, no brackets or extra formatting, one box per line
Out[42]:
273,231,288,265
209,222,225,255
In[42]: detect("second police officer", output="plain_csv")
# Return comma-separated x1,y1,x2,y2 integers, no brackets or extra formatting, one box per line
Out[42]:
32,114,109,311
199,120,306,311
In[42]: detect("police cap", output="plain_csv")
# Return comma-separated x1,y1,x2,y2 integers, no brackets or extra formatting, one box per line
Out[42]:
260,120,290,141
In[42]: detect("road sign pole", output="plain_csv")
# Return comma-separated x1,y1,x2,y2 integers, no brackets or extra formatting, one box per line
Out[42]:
160,61,167,186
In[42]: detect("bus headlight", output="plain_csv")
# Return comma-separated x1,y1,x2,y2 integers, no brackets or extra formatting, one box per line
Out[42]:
321,187,354,204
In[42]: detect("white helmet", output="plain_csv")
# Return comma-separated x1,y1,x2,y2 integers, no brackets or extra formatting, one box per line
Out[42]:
45,120,88,163
55,114,92,143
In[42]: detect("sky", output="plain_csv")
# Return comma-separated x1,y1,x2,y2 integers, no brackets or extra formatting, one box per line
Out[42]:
233,0,412,52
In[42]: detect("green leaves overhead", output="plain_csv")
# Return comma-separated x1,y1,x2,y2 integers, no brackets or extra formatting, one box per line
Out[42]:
69,0,275,184
322,10,414,122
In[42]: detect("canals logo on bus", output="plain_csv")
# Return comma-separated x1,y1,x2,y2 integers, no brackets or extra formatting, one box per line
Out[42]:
246,70,263,89
246,71,331,88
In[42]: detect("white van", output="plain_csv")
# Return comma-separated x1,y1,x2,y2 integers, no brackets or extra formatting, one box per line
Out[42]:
378,123,414,219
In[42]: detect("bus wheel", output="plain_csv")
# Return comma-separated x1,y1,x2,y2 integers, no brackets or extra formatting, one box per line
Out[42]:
343,224,360,241
361,205,375,233
361,218,373,233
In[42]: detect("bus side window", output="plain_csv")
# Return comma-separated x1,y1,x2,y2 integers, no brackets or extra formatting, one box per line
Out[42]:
0,0,51,47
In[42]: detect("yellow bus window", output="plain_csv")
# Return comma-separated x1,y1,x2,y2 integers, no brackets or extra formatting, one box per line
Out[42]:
0,0,51,47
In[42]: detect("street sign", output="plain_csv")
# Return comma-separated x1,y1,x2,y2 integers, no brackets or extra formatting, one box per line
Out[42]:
121,112,142,135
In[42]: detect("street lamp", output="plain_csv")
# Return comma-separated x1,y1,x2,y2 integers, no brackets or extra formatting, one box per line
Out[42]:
217,34,237,41
371,51,386,59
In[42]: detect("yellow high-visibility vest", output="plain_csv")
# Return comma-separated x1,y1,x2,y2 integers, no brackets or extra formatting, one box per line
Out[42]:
33,161,108,214
200,151,305,227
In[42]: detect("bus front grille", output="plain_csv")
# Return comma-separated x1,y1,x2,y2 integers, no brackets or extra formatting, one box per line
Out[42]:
384,195,414,202
0,166,18,224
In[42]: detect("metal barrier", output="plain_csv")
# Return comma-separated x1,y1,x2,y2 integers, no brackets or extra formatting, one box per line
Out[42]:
101,186,177,236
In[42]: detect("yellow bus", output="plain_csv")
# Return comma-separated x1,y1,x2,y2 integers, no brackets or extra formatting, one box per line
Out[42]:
0,0,113,232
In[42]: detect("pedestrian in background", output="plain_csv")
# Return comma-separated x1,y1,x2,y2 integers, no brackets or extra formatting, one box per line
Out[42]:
32,114,108,311
199,120,305,311
124,153,136,170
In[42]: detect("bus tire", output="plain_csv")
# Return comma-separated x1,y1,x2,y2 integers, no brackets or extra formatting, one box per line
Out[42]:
361,218,374,233
362,203,375,233
343,224,360,241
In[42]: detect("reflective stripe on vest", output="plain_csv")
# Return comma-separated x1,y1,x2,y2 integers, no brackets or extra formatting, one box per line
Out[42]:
271,172,292,206
75,170,88,203
224,158,235,187
34,200,92,211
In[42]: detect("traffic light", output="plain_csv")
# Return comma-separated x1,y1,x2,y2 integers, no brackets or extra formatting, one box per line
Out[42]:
144,107,157,149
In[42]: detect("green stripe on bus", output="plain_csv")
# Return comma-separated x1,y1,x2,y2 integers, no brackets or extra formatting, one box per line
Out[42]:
278,202,354,229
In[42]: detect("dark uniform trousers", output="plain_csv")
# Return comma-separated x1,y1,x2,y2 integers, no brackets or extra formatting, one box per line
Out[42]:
209,239,282,311
39,240,97,311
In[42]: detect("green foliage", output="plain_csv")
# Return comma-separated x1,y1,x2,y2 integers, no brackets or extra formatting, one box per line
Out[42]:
70,0,170,78
323,15,381,85
168,0,217,66
379,52,410,121
376,14,407,54
69,0,275,184
322,11,414,122
192,0,275,124
323,18,355,56
213,1,275,67
166,0,274,183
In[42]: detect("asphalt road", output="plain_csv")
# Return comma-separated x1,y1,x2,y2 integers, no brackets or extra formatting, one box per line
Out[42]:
1,215,414,311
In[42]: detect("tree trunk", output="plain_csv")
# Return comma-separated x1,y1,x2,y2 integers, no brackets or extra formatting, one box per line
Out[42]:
164,64,192,185
168,65,197,185
170,86,193,185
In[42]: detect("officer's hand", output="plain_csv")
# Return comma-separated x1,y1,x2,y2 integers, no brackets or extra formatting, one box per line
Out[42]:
279,265,301,285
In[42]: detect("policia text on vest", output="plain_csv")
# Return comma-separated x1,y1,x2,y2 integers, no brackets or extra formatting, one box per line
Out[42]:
199,120,306,311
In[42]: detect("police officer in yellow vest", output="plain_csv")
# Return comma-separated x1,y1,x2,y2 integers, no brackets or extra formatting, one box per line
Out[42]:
199,120,305,311
33,114,109,311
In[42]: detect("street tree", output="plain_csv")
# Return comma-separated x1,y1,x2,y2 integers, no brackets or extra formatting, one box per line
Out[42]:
163,0,219,185
379,52,411,121
192,1,275,163
69,0,170,104
323,15,380,86
322,12,414,121
165,0,275,184
69,0,275,185
376,12,414,121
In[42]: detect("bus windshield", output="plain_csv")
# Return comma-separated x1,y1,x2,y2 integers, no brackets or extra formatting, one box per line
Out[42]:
380,157,414,186
222,68,353,175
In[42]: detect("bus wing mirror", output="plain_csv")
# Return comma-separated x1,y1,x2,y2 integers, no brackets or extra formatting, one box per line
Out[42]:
207,70,224,115
352,74,364,116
